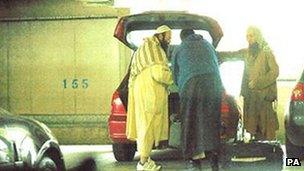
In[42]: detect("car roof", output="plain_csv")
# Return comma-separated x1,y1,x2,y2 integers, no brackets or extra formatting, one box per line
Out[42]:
0,108,37,127
114,11,223,50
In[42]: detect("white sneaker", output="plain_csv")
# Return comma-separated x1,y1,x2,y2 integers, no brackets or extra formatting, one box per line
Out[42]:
136,158,161,171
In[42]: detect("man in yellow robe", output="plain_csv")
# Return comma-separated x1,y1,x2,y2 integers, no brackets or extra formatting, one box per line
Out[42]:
126,25,173,171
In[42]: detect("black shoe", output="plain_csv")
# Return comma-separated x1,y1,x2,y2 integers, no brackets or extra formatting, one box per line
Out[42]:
186,159,201,171
206,151,219,171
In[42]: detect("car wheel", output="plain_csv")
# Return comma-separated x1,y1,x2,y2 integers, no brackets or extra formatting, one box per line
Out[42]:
112,143,136,161
37,156,58,171
286,136,304,159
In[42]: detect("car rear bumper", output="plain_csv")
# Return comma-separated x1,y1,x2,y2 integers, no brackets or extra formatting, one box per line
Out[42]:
108,115,134,143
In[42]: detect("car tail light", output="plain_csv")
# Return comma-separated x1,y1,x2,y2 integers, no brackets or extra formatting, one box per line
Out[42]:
291,82,304,101
114,18,126,45
221,102,230,113
221,92,230,113
109,91,128,140
111,91,127,116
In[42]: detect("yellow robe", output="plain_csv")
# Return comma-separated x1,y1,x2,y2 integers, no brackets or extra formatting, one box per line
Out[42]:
126,36,173,156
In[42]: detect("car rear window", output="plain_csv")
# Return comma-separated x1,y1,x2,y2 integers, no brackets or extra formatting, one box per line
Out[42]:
127,29,213,47
219,61,244,97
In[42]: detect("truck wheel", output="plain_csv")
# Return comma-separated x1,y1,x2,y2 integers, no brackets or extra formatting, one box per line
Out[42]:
286,136,304,159
112,143,136,161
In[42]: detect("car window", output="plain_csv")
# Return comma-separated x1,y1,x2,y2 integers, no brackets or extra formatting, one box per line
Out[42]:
5,127,38,163
127,29,213,47
168,61,244,95
219,61,244,97
0,136,13,163
19,136,37,165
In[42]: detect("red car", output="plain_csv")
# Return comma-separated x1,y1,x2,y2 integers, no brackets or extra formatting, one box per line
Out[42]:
108,11,240,161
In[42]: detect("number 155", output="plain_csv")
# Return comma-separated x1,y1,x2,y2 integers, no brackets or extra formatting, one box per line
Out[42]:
63,79,89,89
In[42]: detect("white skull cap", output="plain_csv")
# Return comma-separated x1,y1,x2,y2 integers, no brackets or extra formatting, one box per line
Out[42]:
156,25,171,34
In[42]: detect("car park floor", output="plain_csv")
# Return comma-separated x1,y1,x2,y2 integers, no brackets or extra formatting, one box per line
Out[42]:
61,145,303,171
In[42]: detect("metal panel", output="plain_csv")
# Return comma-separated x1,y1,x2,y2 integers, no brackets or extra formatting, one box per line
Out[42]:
30,20,75,114
2,17,129,115
8,22,32,114
0,16,131,144
74,18,120,114
0,23,9,110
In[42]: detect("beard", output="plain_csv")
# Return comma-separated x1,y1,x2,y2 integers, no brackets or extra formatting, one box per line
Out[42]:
160,40,169,52
248,42,259,57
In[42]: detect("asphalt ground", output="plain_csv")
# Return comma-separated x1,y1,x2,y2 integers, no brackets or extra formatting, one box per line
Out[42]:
61,144,304,171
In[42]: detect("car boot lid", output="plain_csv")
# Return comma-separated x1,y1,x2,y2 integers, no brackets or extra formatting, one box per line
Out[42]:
114,11,223,50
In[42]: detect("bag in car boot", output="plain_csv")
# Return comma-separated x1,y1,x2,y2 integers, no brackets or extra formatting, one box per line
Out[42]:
168,113,181,148
221,140,283,171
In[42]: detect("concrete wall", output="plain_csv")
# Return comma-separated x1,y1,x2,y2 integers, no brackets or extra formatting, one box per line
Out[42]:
0,1,131,144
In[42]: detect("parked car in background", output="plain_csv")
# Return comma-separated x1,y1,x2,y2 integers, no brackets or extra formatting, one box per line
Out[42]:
285,69,304,159
0,108,65,171
108,11,240,162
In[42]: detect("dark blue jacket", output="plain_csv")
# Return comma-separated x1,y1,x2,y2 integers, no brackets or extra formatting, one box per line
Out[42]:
171,34,220,91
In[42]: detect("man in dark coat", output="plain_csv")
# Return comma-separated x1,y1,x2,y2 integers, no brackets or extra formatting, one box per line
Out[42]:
171,29,223,171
